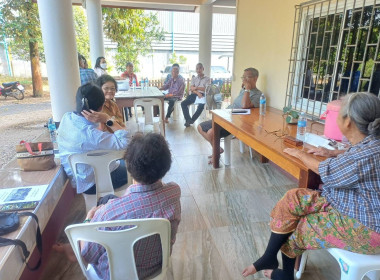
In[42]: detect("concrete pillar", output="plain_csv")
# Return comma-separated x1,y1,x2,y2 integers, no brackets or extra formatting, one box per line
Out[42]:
37,0,79,122
86,0,105,66
199,4,213,77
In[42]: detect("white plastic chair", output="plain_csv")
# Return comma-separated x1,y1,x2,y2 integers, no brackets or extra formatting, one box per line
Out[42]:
134,98,164,135
68,150,128,212
165,99,180,121
296,249,380,280
223,136,253,166
65,218,171,280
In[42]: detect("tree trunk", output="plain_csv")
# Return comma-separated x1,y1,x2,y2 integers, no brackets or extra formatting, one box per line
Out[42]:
29,41,43,97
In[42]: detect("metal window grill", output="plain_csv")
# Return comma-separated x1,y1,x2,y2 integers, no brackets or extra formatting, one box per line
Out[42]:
285,0,380,120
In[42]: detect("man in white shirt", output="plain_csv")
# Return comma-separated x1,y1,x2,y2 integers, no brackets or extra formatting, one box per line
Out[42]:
181,63,210,127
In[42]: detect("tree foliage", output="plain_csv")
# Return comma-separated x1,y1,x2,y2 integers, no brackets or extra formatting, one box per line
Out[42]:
73,6,90,65
102,8,164,72
169,52,187,65
1,0,43,61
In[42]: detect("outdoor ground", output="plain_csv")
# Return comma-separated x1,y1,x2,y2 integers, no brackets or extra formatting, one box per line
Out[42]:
0,78,52,168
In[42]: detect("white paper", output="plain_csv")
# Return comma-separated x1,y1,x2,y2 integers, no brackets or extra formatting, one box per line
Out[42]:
0,185,49,204
232,109,251,115
304,133,335,150
194,96,206,104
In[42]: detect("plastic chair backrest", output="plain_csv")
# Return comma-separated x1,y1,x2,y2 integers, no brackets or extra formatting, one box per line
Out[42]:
133,98,162,125
68,150,125,200
65,218,171,280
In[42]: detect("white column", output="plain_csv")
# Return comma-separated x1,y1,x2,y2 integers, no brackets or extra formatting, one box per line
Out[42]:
86,0,105,66
199,4,213,77
37,0,79,122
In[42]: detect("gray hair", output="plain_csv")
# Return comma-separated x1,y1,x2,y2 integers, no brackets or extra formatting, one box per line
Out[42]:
126,62,133,67
341,92,380,137
244,67,259,78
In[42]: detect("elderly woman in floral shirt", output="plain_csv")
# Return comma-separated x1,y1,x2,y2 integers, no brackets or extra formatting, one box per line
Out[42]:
242,92,380,280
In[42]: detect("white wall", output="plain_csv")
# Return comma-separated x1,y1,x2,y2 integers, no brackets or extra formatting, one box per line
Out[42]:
233,0,303,110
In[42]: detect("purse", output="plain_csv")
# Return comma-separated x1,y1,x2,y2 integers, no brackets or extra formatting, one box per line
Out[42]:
0,212,42,270
16,141,56,171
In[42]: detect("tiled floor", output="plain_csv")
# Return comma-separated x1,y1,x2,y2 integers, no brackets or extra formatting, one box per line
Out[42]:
41,111,342,280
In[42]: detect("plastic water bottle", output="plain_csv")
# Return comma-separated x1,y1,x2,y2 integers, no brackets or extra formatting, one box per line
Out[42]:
259,93,266,115
48,118,57,143
140,78,145,90
132,77,136,91
297,112,307,141
145,77,149,89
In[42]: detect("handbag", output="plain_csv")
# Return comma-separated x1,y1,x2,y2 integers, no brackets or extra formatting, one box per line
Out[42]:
16,141,56,171
0,212,42,270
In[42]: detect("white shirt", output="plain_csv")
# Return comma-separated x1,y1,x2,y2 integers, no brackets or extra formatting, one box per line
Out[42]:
191,75,210,105
94,67,107,77
57,112,128,193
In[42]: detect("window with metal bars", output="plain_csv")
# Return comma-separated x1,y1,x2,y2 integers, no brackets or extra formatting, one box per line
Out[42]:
285,0,380,119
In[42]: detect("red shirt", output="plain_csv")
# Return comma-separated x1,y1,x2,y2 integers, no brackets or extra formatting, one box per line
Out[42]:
121,72,139,86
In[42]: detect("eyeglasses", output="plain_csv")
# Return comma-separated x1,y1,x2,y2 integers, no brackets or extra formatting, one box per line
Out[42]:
241,76,254,80
103,87,116,92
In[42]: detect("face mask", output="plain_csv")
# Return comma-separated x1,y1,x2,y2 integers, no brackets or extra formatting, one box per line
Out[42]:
100,63,107,69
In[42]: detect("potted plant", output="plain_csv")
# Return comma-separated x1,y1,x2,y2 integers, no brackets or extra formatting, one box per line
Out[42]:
283,106,299,124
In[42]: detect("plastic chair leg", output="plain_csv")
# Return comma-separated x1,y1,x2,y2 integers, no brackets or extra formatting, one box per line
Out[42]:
295,251,309,279
224,135,233,165
239,140,245,153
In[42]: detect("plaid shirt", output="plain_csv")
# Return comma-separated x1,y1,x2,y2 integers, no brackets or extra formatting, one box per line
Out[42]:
79,68,98,85
161,77,185,99
81,181,181,280
320,134,380,232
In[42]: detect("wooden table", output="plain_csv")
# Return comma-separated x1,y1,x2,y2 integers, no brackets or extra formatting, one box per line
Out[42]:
211,107,325,189
115,87,166,135
0,137,75,280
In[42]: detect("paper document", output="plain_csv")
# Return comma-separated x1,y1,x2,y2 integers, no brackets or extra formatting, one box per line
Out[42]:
0,185,49,204
304,133,334,150
232,109,251,115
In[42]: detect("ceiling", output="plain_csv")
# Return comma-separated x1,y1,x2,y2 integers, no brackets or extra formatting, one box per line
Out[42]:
71,0,236,14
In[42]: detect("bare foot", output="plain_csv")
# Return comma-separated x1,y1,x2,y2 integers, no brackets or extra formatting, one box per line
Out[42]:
263,269,273,279
53,243,77,262
208,147,225,159
242,264,257,277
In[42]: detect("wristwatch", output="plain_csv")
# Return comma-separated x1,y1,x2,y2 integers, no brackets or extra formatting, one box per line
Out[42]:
244,89,250,93
106,119,114,127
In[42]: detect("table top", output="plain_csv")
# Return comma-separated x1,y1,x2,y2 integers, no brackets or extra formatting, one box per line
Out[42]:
211,107,325,176
0,134,69,280
115,86,164,99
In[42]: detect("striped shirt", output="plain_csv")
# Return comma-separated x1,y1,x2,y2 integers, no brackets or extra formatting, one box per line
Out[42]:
320,134,380,232
81,181,181,280
161,77,185,99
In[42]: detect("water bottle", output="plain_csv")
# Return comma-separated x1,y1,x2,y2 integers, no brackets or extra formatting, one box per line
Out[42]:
297,112,307,141
259,93,266,115
145,77,149,89
132,77,136,91
48,118,57,143
140,78,145,90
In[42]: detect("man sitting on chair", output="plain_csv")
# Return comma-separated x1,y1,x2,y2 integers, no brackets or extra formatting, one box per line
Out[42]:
159,65,185,123
181,63,210,127
54,133,181,280
197,67,262,163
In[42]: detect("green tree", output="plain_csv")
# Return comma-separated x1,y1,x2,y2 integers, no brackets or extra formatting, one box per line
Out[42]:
0,2,89,96
1,0,43,97
169,52,187,65
73,6,90,66
169,52,178,64
102,8,164,72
